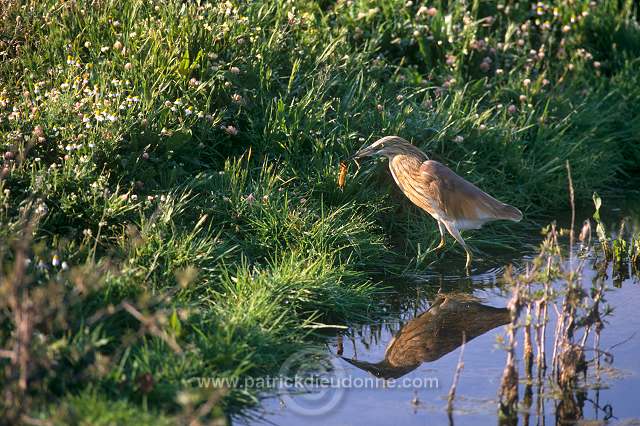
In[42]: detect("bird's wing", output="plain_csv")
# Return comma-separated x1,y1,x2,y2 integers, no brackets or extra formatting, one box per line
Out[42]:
419,160,522,222
385,295,511,365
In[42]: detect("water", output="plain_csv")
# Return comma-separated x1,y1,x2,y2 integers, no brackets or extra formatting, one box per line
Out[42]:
244,209,640,425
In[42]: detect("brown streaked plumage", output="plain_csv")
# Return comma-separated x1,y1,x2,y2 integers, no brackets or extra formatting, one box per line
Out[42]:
342,294,510,379
349,136,522,270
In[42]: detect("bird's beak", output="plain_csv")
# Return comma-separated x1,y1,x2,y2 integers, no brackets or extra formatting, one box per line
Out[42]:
340,357,391,379
341,357,375,371
347,146,376,161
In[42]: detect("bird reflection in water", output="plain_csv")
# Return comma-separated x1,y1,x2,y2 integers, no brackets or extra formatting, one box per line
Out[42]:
342,294,510,380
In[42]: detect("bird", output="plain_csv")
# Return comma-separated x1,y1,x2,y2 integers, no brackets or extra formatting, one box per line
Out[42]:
342,293,510,379
349,136,522,270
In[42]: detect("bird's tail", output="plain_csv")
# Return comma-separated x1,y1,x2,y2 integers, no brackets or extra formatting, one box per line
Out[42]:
500,204,523,222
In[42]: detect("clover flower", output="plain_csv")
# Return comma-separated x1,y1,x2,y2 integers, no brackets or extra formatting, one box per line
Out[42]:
221,124,238,136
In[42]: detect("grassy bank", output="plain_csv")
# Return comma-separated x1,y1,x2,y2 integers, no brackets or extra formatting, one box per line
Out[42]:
1,0,639,423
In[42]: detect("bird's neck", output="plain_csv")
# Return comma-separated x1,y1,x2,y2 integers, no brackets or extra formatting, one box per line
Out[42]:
388,154,436,215
388,154,424,184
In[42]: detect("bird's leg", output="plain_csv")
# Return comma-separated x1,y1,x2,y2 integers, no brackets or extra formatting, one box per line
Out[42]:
435,221,446,250
465,249,473,272
443,222,473,272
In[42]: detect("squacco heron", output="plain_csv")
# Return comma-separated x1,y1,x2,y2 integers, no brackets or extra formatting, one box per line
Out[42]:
342,294,510,379
349,136,522,270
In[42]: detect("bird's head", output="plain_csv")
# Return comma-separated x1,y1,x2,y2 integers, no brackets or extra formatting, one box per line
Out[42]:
348,136,427,162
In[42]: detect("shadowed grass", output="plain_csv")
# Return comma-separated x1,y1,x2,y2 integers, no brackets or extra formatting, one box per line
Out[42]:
1,0,639,422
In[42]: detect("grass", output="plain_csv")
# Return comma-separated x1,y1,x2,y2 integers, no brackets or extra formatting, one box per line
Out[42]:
1,0,640,423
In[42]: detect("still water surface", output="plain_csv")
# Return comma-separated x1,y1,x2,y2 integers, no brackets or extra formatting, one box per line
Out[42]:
247,209,640,425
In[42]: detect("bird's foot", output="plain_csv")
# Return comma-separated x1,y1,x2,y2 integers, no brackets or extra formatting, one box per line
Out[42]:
426,239,446,254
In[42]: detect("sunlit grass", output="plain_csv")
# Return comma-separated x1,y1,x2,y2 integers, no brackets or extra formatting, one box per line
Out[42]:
1,0,639,422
